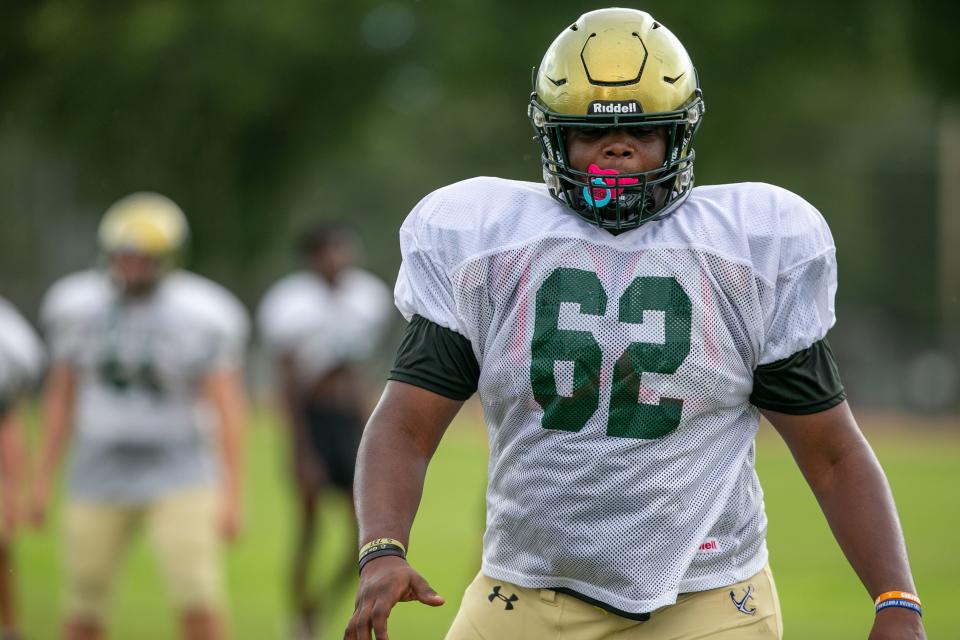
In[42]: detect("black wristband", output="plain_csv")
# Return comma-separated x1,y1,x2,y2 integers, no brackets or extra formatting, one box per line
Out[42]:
359,541,406,562
358,547,406,575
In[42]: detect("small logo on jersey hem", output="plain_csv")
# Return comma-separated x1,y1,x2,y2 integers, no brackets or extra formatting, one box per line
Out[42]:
730,585,757,615
488,585,519,610
697,538,719,553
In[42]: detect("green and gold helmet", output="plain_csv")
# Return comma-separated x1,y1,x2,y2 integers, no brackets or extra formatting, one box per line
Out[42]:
528,8,704,231
98,192,189,260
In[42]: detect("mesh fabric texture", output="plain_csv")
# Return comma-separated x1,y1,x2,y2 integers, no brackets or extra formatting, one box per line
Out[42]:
395,177,836,613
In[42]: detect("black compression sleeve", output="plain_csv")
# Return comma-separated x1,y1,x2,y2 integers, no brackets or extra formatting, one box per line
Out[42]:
750,338,846,414
388,315,480,401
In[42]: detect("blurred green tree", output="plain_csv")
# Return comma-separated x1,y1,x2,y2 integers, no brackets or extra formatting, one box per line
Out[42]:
0,0,954,407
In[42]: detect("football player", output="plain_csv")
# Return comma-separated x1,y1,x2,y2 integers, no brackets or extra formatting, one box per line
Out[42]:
344,8,925,640
29,193,249,640
258,223,392,639
0,297,44,640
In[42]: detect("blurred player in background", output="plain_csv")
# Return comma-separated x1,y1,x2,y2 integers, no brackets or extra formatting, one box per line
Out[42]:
258,224,391,639
29,193,249,640
345,7,925,640
0,297,44,640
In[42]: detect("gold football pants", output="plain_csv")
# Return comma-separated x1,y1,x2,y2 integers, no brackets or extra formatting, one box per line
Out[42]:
445,564,782,640
63,488,224,621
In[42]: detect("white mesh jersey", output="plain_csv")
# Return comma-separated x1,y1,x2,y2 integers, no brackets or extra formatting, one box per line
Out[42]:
0,297,45,404
257,269,392,384
41,269,249,445
395,177,837,613
40,269,249,501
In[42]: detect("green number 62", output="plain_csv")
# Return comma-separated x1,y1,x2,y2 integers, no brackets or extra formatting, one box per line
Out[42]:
530,267,692,440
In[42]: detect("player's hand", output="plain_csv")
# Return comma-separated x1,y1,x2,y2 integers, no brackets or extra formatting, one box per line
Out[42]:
218,492,244,542
869,607,925,639
344,555,444,640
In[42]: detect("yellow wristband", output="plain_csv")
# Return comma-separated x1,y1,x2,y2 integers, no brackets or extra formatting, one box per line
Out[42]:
874,591,921,607
359,538,407,560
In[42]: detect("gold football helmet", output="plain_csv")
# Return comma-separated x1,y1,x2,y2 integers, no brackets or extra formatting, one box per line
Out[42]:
528,8,704,230
98,192,189,257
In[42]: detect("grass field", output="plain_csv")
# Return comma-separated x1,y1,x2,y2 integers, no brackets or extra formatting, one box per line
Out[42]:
17,407,959,639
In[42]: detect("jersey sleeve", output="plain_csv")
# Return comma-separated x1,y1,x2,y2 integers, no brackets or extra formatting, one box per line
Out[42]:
256,277,313,354
39,271,104,366
337,272,395,362
204,289,250,372
758,193,837,365
750,338,845,414
357,273,394,339
394,192,466,336
0,298,45,404
389,314,479,400
178,274,250,373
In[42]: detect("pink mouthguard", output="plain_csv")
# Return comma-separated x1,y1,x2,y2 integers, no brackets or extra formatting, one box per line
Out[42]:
587,164,639,200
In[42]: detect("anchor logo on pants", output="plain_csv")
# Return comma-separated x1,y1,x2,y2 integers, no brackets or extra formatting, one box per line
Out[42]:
729,585,758,615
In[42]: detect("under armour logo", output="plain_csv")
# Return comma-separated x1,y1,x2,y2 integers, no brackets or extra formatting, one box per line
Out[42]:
488,585,519,610
729,585,757,615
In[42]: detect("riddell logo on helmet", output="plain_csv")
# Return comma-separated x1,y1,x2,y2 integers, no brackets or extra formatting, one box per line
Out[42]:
588,100,642,115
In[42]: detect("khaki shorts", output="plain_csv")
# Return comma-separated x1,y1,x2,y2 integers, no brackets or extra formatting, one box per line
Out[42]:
446,564,782,640
64,487,223,621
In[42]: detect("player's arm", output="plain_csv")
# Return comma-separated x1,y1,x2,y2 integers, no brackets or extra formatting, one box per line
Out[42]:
29,362,76,527
345,315,478,640
203,367,248,541
346,382,460,640
0,403,28,534
274,352,323,491
756,342,924,639
766,404,924,639
276,352,306,434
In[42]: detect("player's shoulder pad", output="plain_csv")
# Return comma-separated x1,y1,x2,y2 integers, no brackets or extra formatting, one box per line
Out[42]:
690,182,834,283
401,176,560,268
256,271,317,336
258,271,315,313
341,268,390,299
164,271,250,342
342,268,394,326
40,269,112,330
